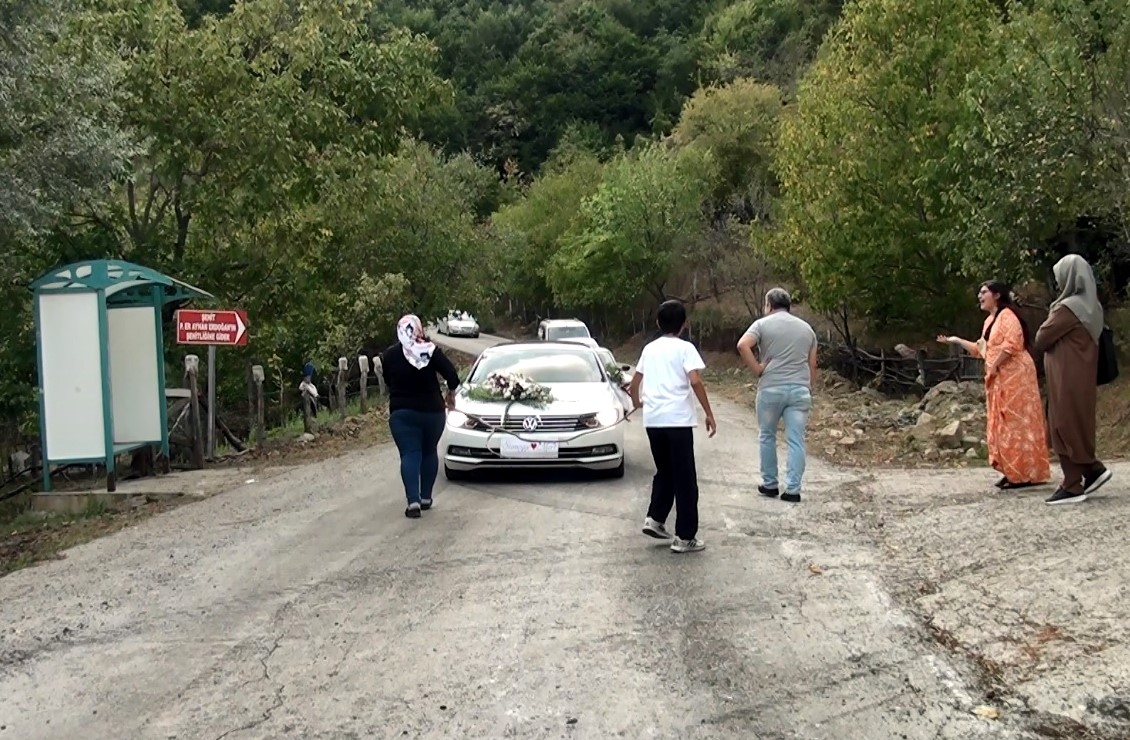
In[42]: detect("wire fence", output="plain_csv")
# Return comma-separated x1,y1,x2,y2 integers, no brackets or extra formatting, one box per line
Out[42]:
823,343,985,396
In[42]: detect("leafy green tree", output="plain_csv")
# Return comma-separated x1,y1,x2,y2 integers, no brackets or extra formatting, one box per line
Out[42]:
548,143,715,309
672,78,784,220
775,0,997,334
698,0,843,89
950,0,1130,284
492,147,606,319
0,0,130,240
0,0,133,432
80,0,446,268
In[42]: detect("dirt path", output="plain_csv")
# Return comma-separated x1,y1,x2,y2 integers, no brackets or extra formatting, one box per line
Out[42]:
0,396,1022,740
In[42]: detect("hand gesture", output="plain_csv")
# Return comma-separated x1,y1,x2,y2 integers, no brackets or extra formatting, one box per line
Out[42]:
936,334,956,345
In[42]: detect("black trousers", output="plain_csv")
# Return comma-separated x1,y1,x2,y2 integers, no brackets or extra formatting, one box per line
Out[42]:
646,427,699,540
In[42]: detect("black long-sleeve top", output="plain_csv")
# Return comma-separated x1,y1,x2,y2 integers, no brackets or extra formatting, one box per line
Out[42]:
380,344,461,413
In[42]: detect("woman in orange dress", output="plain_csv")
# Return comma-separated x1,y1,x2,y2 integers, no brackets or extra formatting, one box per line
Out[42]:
937,281,1051,489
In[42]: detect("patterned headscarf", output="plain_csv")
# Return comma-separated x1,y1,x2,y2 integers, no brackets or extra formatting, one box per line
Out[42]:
397,314,435,369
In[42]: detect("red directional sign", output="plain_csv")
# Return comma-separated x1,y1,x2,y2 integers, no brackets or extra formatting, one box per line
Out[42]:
175,309,249,346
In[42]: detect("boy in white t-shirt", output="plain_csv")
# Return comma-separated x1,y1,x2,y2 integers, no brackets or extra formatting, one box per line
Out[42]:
628,300,717,553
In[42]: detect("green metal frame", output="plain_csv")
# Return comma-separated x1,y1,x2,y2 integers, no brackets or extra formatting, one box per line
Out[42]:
31,260,214,492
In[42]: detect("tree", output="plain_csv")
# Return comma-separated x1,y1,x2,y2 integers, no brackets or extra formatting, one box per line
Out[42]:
492,146,606,319
0,0,132,433
670,78,786,313
950,0,1130,288
775,0,998,334
547,142,715,310
0,0,130,241
672,78,784,220
698,0,843,89
79,0,446,270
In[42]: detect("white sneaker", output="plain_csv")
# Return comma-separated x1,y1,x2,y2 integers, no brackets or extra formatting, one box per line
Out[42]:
642,517,672,539
670,537,705,553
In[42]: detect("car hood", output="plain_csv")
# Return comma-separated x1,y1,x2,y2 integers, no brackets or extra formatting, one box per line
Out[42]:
456,382,615,416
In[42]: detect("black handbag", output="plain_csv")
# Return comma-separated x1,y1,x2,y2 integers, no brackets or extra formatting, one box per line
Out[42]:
1097,325,1118,386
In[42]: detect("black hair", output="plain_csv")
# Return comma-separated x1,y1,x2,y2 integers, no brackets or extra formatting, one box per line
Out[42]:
657,299,687,335
980,280,1031,351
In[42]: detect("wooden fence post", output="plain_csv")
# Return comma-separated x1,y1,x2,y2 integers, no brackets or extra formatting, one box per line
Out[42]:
337,357,348,417
302,389,314,434
251,365,265,446
374,355,386,396
247,365,256,448
185,355,204,469
358,355,370,413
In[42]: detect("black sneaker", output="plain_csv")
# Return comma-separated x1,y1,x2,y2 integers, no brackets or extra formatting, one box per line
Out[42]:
781,492,801,503
421,498,433,511
1084,466,1112,495
405,503,422,518
758,485,779,498
1046,488,1087,505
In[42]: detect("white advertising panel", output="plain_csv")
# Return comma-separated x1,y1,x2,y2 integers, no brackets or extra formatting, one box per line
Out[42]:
108,307,161,444
39,293,106,460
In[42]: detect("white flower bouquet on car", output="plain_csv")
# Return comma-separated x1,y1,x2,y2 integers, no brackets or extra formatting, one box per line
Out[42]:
465,370,554,407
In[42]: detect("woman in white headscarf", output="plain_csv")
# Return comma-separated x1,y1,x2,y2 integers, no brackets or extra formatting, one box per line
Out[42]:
381,315,461,518
1033,254,1112,505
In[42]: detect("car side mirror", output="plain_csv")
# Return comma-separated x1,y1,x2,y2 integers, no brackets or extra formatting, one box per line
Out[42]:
619,364,631,372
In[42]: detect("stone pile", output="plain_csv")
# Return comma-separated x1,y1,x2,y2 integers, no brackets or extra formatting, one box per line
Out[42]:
908,380,988,460
819,378,988,463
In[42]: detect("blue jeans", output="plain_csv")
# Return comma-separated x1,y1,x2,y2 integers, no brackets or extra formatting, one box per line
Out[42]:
756,384,812,494
388,409,446,505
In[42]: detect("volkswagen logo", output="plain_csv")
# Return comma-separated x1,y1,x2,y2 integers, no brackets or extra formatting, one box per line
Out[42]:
521,416,540,432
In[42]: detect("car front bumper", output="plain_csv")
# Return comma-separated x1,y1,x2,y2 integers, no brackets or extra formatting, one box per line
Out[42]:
442,425,624,471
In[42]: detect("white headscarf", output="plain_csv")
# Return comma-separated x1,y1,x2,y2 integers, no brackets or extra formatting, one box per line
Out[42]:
397,314,435,369
1050,254,1104,343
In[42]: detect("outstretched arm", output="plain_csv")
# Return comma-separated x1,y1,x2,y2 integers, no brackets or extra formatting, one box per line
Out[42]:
937,334,981,358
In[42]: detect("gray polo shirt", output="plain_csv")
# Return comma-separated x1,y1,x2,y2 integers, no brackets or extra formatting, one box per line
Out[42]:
744,311,818,390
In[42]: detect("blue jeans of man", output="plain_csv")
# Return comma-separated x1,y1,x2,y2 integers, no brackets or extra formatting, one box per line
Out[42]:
756,384,812,494
388,409,446,505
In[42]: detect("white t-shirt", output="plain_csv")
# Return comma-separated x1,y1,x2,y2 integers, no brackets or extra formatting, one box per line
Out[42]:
636,336,706,427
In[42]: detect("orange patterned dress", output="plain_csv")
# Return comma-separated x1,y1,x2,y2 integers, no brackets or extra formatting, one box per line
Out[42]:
973,310,1051,484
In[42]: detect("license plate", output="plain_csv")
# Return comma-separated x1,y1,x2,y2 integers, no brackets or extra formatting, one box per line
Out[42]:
500,437,559,459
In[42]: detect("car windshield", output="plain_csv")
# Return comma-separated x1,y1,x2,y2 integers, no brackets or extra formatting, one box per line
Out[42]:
470,348,604,384
547,325,589,339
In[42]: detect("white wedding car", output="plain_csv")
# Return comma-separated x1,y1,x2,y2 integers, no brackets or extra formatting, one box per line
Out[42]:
442,342,626,480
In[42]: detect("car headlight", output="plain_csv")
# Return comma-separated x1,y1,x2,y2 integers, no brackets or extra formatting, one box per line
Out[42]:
589,407,618,428
446,411,472,429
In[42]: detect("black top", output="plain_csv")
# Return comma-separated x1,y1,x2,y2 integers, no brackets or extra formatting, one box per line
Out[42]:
381,344,460,413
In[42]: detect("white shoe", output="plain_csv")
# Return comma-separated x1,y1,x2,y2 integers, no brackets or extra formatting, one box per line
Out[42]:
642,517,672,539
670,537,705,553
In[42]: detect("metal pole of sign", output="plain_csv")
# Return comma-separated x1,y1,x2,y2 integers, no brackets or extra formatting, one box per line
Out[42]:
207,344,216,459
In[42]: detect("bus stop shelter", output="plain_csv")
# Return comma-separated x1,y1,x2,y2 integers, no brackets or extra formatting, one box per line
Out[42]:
31,260,214,492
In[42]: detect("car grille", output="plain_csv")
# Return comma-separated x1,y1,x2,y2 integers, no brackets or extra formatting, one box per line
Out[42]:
470,414,588,432
447,444,618,460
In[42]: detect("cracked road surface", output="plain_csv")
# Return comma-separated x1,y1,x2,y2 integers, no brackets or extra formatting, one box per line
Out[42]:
0,354,1025,738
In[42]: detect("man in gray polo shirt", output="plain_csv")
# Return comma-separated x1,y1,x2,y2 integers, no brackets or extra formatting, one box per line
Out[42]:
736,288,819,503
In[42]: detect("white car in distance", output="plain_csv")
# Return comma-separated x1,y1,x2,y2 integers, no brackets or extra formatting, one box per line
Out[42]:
437,310,480,338
537,318,598,350
443,342,626,480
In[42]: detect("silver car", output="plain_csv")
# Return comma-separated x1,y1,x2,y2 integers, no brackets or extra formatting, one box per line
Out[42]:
437,310,480,338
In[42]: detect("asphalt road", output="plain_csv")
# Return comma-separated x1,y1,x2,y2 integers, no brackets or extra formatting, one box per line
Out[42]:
0,331,1020,739
429,327,507,356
